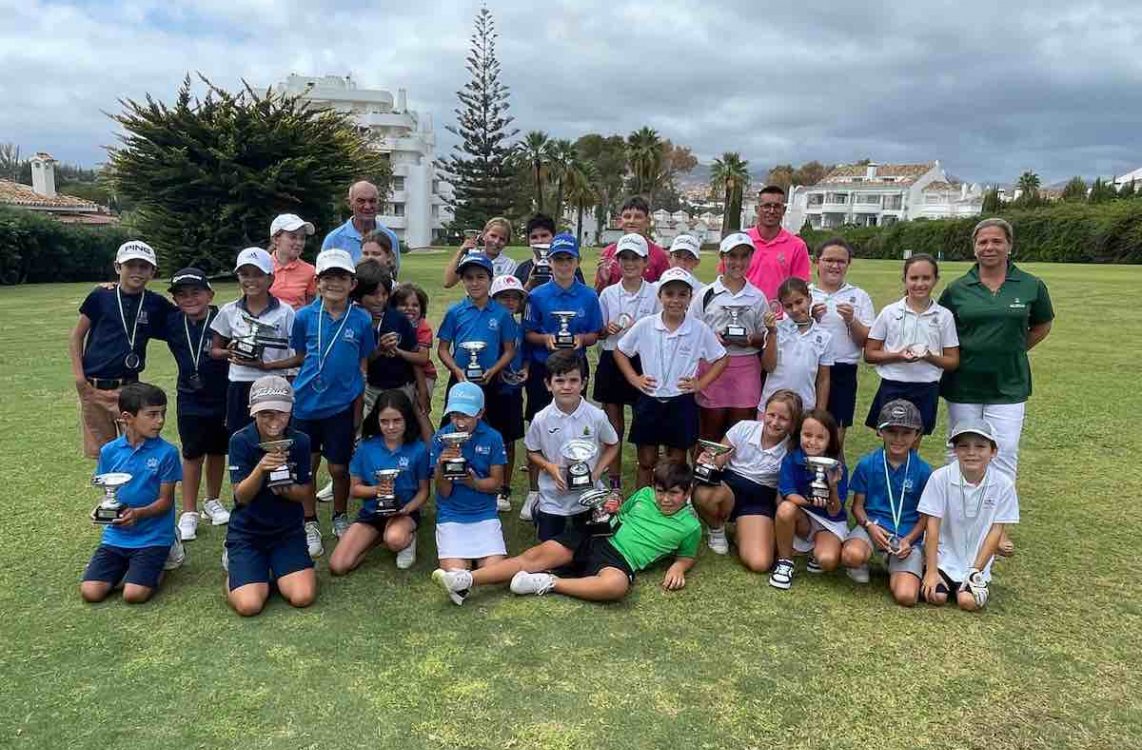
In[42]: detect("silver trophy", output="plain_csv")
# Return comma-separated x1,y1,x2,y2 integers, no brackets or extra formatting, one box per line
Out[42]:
616,312,634,330
531,244,552,282
458,341,487,381
578,488,618,534
439,432,471,479
90,472,133,524
722,305,750,346
372,468,403,516
233,313,275,362
693,440,732,485
561,439,599,492
806,456,840,508
258,439,296,488
552,311,578,348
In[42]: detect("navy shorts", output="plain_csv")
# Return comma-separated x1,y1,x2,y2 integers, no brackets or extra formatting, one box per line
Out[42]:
554,527,635,582
225,528,314,590
226,381,254,435
525,357,591,421
723,471,778,520
487,387,525,442
354,507,421,529
294,406,356,465
865,378,940,435
593,351,643,406
83,544,170,589
533,508,593,542
826,362,859,427
629,393,698,450
177,409,229,459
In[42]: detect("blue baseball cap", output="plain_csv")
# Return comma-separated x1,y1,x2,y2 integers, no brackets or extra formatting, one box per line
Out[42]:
457,252,494,276
549,233,579,258
444,381,485,417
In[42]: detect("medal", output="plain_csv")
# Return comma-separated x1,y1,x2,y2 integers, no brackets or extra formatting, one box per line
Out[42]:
124,352,141,370
187,373,204,391
116,286,143,372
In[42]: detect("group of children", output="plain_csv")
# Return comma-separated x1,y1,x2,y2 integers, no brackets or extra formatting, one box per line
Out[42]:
73,197,1018,616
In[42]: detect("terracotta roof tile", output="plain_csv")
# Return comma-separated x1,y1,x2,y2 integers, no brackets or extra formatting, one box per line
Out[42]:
821,162,935,186
0,179,99,210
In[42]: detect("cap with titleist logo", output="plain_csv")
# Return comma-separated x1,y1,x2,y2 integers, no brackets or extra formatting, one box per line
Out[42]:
549,233,579,258
719,232,754,255
457,252,494,276
168,268,212,293
116,241,158,268
315,249,356,276
616,233,649,258
249,375,294,415
876,399,923,432
670,234,701,259
234,247,274,275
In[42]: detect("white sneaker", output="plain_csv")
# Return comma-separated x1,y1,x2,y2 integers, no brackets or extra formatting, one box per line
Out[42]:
847,565,870,584
519,491,539,522
395,537,417,570
707,526,729,555
305,521,324,558
496,489,511,513
316,481,334,503
202,498,230,525
332,513,351,539
221,548,229,572
164,537,186,570
432,568,473,605
177,512,199,541
806,555,823,574
509,570,556,596
769,558,795,590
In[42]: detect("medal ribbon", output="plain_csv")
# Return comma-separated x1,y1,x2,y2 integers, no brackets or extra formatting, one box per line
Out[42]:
184,310,214,375
116,287,142,356
317,301,354,374
881,449,910,535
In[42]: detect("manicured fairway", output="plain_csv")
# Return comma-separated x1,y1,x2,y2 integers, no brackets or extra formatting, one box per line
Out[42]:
0,251,1139,749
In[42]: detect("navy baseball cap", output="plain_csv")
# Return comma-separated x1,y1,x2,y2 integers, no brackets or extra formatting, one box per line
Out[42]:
168,268,212,293
549,233,579,258
457,252,494,276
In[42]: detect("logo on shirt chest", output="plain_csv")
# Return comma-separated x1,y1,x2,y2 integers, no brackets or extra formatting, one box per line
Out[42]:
137,310,150,327
1009,297,1026,309
475,445,491,455
487,318,499,331
343,329,358,344
146,457,160,474
398,457,410,469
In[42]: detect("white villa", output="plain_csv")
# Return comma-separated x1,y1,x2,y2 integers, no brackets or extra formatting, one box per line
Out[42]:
1113,166,1142,190
277,74,453,248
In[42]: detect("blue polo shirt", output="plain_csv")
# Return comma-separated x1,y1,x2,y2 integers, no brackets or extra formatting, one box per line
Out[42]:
321,218,401,271
851,448,931,536
524,278,603,365
349,437,430,515
778,447,850,523
429,420,506,524
227,425,312,537
79,286,174,379
498,317,528,395
165,307,229,416
366,307,419,389
97,434,182,549
437,297,519,374
290,301,376,419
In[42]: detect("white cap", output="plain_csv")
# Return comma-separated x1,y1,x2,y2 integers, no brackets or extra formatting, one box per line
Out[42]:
491,274,528,299
270,213,315,237
234,247,274,274
719,232,754,255
669,234,701,259
615,233,649,258
116,240,158,267
656,267,699,291
316,249,356,276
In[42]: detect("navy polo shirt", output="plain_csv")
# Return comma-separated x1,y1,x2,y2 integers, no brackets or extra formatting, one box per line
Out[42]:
366,307,419,389
850,448,932,537
165,307,229,416
79,286,174,379
429,420,506,524
524,279,603,365
778,447,850,523
97,434,182,549
437,297,519,373
290,301,376,419
227,425,312,537
349,437,430,515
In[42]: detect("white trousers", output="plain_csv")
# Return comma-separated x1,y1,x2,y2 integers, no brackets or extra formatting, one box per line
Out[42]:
945,401,1026,482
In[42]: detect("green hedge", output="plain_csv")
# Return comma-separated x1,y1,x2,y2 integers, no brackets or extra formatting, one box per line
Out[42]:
799,200,1142,264
0,207,130,284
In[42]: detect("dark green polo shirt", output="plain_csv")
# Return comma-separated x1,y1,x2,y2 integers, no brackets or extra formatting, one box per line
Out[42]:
938,263,1054,404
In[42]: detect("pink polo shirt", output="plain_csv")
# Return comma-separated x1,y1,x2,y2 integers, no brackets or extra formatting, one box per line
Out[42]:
744,227,811,302
269,256,317,310
594,239,670,291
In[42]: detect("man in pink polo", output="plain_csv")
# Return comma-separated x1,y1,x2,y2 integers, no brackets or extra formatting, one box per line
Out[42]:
593,195,670,292
744,185,811,301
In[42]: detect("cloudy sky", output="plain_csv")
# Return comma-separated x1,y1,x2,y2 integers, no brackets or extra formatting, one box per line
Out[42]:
3,0,1140,184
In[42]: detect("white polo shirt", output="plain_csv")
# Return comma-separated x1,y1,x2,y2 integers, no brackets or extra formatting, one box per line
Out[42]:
759,318,834,411
210,296,297,381
489,252,518,278
723,420,788,488
597,279,660,352
618,313,727,398
809,283,875,364
690,277,770,356
868,298,959,383
524,398,619,515
917,462,1019,582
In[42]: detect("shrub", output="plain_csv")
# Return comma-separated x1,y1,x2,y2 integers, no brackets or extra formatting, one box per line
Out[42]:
0,207,129,284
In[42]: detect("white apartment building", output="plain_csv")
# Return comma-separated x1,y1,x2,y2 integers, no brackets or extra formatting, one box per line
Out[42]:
784,161,984,231
277,74,452,248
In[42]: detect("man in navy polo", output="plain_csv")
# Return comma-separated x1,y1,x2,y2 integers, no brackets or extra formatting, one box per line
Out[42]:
321,180,402,271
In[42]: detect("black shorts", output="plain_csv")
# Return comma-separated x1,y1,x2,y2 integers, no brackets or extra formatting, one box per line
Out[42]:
441,377,525,442
533,508,592,542
865,378,940,435
923,569,964,602
826,362,859,427
226,381,254,435
628,393,698,450
294,407,356,465
554,528,635,582
177,408,229,459
723,471,778,520
83,544,170,589
593,351,643,406
353,507,421,529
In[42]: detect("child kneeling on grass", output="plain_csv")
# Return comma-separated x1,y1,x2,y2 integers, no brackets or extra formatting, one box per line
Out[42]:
919,418,1019,611
432,461,700,605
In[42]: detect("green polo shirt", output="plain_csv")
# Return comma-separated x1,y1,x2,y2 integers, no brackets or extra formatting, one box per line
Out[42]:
938,263,1054,404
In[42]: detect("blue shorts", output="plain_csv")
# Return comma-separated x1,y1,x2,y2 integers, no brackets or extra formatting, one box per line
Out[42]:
177,409,229,459
83,544,170,589
225,528,314,591
533,508,593,542
826,362,859,427
593,351,643,406
226,381,254,435
866,378,940,435
294,406,356,465
723,470,778,520
629,393,698,450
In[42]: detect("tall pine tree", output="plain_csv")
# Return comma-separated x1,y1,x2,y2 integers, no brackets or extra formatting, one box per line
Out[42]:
438,6,518,232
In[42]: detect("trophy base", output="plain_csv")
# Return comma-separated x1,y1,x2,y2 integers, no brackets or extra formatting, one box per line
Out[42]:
464,368,485,381
722,326,749,346
232,343,264,361
532,270,551,282
266,467,296,489
442,459,468,480
91,505,124,524
693,464,722,485
554,334,576,349
373,501,401,517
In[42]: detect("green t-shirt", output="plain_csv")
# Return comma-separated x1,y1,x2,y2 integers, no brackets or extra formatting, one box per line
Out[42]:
608,487,701,571
938,263,1054,404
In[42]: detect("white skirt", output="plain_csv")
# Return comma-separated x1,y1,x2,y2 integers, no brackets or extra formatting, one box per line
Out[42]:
435,518,507,560
793,510,849,553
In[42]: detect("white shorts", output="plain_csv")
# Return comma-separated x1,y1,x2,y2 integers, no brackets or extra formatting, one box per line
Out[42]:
435,518,507,561
844,525,923,577
792,509,848,553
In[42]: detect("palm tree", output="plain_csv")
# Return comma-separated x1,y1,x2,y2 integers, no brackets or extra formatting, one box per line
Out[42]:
517,131,549,213
565,158,599,245
1016,170,1041,205
545,139,577,225
710,152,751,234
626,127,663,198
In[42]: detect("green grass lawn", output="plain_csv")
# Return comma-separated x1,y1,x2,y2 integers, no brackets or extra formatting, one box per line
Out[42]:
1,249,1140,749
